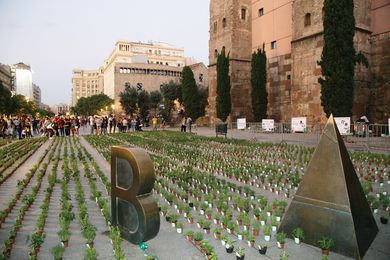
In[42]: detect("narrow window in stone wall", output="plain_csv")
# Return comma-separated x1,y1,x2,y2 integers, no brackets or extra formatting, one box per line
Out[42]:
271,41,277,49
222,18,226,28
214,21,217,33
259,8,264,16
241,8,246,20
304,13,311,27
214,49,218,58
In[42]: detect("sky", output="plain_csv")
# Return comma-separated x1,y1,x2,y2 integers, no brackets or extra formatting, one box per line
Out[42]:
0,0,210,106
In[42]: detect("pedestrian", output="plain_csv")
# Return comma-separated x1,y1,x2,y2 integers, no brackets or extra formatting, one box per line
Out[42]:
152,116,158,130
58,116,65,137
89,116,94,134
187,117,193,132
181,116,187,132
64,115,71,136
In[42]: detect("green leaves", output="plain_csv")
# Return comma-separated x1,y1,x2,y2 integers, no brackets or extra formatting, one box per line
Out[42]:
73,93,113,116
216,47,231,122
181,66,202,121
251,46,268,121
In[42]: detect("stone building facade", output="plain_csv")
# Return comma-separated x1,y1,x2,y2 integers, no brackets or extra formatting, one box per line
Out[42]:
209,0,390,126
209,0,253,125
71,68,104,106
0,63,14,92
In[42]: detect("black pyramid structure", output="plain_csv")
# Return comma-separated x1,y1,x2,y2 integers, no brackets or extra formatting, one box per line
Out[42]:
278,115,378,259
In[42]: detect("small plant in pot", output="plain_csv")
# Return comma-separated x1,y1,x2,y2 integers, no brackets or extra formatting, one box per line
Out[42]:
280,250,289,260
225,237,236,254
247,234,255,247
185,230,194,241
176,222,183,234
318,237,334,255
203,221,211,234
291,227,304,244
264,225,272,241
379,210,388,225
258,243,267,255
50,244,65,260
213,227,223,240
194,231,204,246
235,246,245,260
276,232,286,249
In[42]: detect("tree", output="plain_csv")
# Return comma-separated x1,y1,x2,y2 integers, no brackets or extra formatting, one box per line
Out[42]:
198,86,209,118
181,66,201,121
318,0,367,117
119,85,138,115
251,45,268,121
73,94,113,116
216,47,231,122
150,90,162,109
160,80,181,122
137,90,151,119
0,81,12,114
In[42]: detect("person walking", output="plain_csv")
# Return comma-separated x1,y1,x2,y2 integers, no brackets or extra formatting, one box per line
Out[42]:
187,117,193,133
152,116,158,130
181,117,187,132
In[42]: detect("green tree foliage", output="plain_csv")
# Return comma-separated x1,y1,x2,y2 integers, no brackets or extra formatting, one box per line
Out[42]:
160,80,182,122
0,81,12,114
137,90,151,119
251,45,268,121
73,93,113,116
150,90,162,109
119,85,138,115
181,66,202,121
216,47,231,122
318,0,367,117
198,86,209,118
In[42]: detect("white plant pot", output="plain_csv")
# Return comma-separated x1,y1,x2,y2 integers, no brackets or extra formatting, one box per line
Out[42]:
276,216,281,222
294,237,301,244
272,226,277,232
238,234,243,240
261,221,265,226
221,240,226,246
197,223,201,228
265,235,271,241
200,210,204,215
171,223,176,228
176,228,182,234
227,228,231,234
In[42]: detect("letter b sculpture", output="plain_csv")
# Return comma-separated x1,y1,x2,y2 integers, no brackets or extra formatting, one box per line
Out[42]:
111,146,160,244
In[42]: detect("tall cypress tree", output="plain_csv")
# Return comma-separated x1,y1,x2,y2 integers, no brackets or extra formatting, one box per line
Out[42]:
216,47,231,122
182,66,201,121
251,45,268,121
318,0,356,117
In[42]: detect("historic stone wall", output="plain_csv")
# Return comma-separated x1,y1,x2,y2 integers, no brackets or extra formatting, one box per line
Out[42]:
369,32,390,123
208,0,252,125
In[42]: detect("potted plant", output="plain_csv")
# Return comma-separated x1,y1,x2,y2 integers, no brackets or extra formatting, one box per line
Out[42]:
252,221,260,236
185,230,194,241
83,225,96,248
187,213,194,224
57,229,70,248
235,246,245,260
380,210,388,224
213,227,223,240
276,232,286,249
291,227,304,244
225,238,235,254
85,246,97,259
50,244,65,260
197,218,204,229
280,250,289,260
264,225,272,241
247,234,255,247
194,231,203,246
176,222,183,234
203,221,211,234
258,243,267,255
318,237,334,255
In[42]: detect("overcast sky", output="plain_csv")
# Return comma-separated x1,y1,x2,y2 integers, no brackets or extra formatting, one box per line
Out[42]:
0,0,209,105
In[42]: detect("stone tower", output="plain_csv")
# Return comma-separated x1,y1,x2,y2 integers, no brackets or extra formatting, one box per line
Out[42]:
208,0,253,125
290,0,372,126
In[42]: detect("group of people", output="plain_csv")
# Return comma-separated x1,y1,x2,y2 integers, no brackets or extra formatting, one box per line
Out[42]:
43,115,82,138
88,115,147,135
0,115,36,139
181,116,193,132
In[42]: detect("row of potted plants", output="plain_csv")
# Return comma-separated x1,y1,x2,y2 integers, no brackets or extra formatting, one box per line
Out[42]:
0,137,48,185
27,138,62,259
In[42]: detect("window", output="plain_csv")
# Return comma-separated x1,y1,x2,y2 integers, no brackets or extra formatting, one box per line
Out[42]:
304,13,311,27
271,41,277,49
241,8,246,20
287,74,291,80
259,8,264,16
214,49,218,58
199,74,204,82
222,18,226,28
213,21,217,33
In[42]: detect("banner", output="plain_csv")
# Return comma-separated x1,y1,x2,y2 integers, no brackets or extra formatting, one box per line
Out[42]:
262,119,274,132
291,117,306,133
237,118,246,130
334,117,351,135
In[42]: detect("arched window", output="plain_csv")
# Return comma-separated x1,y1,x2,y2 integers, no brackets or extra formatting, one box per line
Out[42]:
304,13,311,27
214,49,218,58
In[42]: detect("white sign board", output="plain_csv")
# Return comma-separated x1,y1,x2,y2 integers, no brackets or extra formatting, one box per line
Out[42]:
237,118,246,130
291,117,307,133
262,119,275,132
334,117,351,135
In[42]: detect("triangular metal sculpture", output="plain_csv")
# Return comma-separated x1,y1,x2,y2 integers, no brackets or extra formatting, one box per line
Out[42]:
278,115,378,259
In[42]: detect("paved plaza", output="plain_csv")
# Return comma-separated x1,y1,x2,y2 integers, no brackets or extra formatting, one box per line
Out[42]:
0,129,389,260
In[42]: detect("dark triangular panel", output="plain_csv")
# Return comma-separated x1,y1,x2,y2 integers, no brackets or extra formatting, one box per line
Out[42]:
278,115,378,259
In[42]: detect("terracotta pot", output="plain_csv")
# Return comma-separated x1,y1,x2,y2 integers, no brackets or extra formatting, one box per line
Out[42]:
322,249,329,255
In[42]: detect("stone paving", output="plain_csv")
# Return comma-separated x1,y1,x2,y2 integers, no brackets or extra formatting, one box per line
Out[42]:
0,129,389,259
